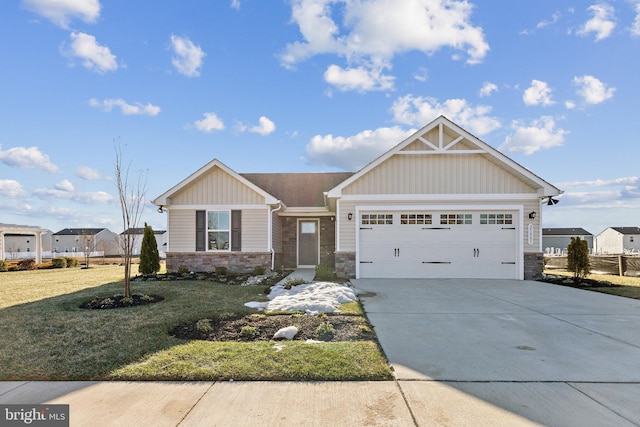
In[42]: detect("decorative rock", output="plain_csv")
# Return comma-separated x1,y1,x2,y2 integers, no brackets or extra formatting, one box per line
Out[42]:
273,325,298,340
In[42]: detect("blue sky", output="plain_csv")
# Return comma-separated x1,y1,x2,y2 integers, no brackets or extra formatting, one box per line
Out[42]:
1,0,639,237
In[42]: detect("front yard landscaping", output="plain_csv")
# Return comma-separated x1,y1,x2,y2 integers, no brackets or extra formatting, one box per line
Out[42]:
0,265,392,381
541,270,640,300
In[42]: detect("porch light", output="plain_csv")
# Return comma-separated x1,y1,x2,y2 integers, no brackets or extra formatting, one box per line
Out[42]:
528,211,536,219
546,197,559,206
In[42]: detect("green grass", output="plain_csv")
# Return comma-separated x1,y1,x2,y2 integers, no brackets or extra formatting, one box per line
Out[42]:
544,270,640,300
0,266,392,381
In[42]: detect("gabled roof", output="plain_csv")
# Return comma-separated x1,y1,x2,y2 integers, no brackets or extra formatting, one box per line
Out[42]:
327,115,563,198
242,172,354,208
153,158,279,206
121,228,167,235
543,228,592,236
53,228,107,236
610,227,640,235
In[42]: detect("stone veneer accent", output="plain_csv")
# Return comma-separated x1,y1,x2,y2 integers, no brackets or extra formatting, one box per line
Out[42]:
166,252,271,273
524,252,544,280
335,252,356,278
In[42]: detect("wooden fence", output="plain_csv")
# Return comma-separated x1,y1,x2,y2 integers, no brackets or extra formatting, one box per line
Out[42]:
544,255,640,277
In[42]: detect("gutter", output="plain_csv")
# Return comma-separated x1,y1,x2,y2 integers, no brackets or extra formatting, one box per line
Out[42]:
268,201,282,271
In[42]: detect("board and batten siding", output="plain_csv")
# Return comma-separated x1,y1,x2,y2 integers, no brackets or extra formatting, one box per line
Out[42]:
342,154,536,195
338,199,542,252
170,168,265,205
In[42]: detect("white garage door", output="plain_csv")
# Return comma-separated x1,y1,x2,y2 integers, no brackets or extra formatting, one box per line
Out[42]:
358,210,519,279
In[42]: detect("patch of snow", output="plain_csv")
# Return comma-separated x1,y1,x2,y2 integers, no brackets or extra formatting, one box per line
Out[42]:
273,325,298,340
244,301,268,310
266,281,358,315
305,339,323,344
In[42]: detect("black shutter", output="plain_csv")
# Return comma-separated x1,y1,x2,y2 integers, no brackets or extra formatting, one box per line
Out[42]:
196,210,206,251
231,210,241,252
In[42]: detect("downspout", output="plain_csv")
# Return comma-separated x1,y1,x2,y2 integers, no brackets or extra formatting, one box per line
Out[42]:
269,201,282,271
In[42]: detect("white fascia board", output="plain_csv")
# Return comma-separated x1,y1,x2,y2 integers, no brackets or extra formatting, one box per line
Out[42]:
339,193,539,202
167,204,270,210
355,204,524,212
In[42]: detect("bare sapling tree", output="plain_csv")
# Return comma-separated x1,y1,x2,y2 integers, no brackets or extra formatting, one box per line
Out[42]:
115,145,148,297
79,231,97,269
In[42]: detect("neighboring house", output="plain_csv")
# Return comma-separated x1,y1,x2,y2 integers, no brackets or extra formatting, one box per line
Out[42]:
594,227,640,254
0,224,49,263
52,228,120,256
153,116,562,280
3,230,52,259
542,228,593,254
121,228,167,258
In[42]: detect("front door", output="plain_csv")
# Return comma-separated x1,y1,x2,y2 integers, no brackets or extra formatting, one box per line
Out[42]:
298,219,319,267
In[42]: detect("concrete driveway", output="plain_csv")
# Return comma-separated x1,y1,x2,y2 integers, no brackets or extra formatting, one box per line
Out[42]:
353,278,640,426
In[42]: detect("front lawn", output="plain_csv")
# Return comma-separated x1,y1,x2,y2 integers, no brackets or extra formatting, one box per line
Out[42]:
542,270,640,300
0,266,391,380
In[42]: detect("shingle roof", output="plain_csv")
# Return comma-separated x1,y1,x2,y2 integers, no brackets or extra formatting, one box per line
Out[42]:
543,228,592,236
53,228,106,236
611,227,640,235
241,172,354,208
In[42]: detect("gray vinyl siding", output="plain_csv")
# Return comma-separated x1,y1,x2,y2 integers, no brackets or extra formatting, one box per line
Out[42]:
241,209,269,251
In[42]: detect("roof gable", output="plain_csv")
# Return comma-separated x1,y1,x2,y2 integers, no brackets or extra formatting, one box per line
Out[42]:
611,227,640,235
328,116,562,198
543,228,592,236
53,228,107,236
153,159,278,206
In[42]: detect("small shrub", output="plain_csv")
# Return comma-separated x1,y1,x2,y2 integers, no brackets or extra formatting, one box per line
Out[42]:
177,266,190,275
120,296,134,306
315,264,335,280
0,260,7,272
240,325,258,338
252,265,266,276
215,266,228,276
283,276,307,290
567,237,590,278
316,321,335,339
52,258,67,269
140,294,155,302
17,259,36,271
65,257,79,268
359,325,373,334
196,319,213,334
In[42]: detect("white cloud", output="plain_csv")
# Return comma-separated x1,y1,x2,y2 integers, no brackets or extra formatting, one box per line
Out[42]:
0,180,26,198
191,112,225,133
523,80,555,106
249,116,276,136
577,3,616,41
557,176,638,189
34,185,114,204
478,82,498,97
23,0,101,29
306,126,415,170
500,116,568,155
0,145,60,173
76,166,107,180
74,191,114,204
282,0,489,92
324,64,395,92
631,2,640,36
390,95,501,136
413,67,428,82
64,32,117,73
55,179,75,192
170,35,205,77
573,75,615,105
230,0,240,10
89,98,161,116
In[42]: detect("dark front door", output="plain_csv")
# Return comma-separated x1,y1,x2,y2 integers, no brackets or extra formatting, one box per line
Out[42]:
298,220,319,266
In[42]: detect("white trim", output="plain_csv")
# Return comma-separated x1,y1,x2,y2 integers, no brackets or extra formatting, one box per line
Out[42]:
336,199,341,252
297,218,320,267
396,150,485,155
355,204,524,280
167,204,269,210
339,193,539,202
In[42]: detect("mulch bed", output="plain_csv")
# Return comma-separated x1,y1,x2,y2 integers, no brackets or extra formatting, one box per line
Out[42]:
539,275,617,289
170,314,376,342
79,294,164,309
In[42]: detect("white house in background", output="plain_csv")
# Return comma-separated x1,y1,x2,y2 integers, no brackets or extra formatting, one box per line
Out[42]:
0,224,49,263
594,227,640,254
3,230,52,259
52,228,120,256
121,228,167,258
542,228,593,254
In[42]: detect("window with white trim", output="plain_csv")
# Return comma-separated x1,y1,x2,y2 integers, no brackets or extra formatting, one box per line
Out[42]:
440,214,472,225
401,213,432,225
207,211,230,250
361,214,393,225
480,213,513,225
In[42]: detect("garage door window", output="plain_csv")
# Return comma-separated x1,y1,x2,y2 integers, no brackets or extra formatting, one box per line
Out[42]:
400,214,432,225
361,214,393,225
480,213,513,225
440,214,472,225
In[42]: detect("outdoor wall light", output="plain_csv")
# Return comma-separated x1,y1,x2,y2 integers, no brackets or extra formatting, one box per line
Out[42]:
348,212,353,220
528,211,536,219
157,205,164,213
546,197,559,206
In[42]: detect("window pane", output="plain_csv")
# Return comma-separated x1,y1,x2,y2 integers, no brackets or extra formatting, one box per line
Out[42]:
208,231,230,250
208,211,229,230
301,222,316,234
